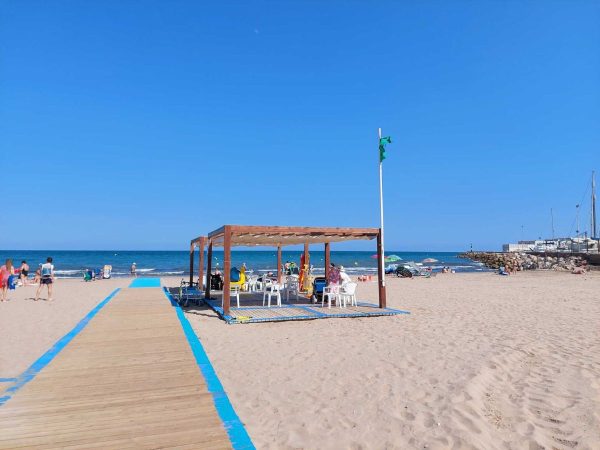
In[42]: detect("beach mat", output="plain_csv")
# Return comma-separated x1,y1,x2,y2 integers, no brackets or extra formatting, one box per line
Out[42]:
129,277,161,288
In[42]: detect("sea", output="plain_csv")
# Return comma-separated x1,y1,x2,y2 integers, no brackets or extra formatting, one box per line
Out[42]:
0,250,486,279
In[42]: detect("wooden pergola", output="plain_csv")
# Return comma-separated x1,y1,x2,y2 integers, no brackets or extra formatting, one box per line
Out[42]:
189,225,386,316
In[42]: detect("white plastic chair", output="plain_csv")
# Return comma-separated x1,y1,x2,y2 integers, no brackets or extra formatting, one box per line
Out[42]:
285,276,300,302
222,285,240,309
262,280,282,307
246,275,259,292
322,284,340,308
339,282,357,307
256,275,270,291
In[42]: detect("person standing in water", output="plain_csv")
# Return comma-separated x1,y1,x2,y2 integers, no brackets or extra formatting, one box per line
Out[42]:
35,257,55,302
130,262,137,277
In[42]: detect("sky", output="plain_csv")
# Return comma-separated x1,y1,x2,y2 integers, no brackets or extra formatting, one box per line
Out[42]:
1,0,599,251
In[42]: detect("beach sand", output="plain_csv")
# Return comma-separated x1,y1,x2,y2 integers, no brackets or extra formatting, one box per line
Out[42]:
2,272,599,449
186,272,600,449
0,278,130,378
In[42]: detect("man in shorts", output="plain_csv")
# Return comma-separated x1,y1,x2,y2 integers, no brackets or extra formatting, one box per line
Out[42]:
35,257,55,302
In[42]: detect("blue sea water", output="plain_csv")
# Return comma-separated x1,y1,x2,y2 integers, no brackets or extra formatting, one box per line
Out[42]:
0,250,485,279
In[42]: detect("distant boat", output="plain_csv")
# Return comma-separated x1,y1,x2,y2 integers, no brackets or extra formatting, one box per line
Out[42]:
422,258,438,263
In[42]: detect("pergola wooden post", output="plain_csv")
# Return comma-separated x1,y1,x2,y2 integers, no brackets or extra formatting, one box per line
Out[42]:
304,242,310,268
197,237,206,290
377,229,386,308
222,226,232,316
189,242,195,285
324,242,330,279
205,241,213,299
277,245,282,283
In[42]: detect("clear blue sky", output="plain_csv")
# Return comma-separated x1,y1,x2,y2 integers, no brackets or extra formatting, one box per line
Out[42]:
1,1,598,251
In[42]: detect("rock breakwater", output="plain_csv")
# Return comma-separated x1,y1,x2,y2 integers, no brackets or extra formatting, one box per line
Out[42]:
458,252,588,272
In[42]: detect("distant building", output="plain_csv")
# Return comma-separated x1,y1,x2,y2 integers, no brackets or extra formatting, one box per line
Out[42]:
502,242,534,252
502,238,598,253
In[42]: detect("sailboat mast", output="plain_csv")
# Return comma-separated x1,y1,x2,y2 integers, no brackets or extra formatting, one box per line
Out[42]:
592,170,597,239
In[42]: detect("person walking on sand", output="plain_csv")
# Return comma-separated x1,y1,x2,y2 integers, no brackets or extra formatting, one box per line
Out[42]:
130,262,137,277
1,259,14,302
35,257,55,302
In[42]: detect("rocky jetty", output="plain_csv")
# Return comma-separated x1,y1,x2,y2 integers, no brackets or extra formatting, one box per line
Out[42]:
458,252,588,272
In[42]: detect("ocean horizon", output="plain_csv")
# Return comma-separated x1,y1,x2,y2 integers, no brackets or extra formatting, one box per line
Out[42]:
0,250,486,278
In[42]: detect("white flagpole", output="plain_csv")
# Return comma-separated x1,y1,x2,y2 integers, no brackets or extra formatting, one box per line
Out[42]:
378,127,385,287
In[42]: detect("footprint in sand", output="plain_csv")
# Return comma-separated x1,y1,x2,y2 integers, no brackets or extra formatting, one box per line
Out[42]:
455,339,594,449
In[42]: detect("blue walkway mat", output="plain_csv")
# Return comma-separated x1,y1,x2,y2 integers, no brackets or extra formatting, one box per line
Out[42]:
129,277,161,288
203,298,409,324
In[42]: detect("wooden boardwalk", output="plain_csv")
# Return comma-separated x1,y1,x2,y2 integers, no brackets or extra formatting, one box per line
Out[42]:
0,287,236,449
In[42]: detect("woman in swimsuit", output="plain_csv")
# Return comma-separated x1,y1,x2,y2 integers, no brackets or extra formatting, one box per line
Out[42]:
19,260,29,285
0,259,14,301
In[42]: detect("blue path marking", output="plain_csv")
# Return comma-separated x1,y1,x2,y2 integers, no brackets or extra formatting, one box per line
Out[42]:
0,288,121,407
129,277,161,288
163,288,255,450
295,304,328,317
203,298,409,324
0,378,17,383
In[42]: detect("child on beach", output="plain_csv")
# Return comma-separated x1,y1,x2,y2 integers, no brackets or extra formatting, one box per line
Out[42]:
33,268,41,284
35,257,55,302
0,259,14,301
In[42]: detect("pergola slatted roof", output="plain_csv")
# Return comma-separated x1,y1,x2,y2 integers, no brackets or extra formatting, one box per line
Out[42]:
206,225,379,247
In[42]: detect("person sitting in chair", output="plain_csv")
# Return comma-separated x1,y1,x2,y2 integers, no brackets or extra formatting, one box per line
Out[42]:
211,269,223,290
339,266,351,286
327,263,341,286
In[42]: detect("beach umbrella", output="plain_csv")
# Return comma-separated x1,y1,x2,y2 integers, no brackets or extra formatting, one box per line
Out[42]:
385,254,402,263
422,258,438,263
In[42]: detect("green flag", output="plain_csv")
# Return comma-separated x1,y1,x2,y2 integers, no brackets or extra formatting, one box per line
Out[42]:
379,136,392,162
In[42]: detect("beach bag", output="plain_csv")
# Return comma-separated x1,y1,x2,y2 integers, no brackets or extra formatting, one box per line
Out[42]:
230,267,241,283
8,275,17,290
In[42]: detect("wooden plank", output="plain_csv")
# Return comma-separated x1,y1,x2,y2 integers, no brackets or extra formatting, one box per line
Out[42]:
190,235,205,245
189,242,194,284
205,240,213,299
198,236,206,290
277,245,282,283
0,288,232,449
303,243,310,290
223,225,232,316
206,224,380,246
324,242,330,279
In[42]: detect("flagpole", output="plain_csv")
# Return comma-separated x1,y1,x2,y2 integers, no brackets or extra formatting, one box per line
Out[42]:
378,127,385,288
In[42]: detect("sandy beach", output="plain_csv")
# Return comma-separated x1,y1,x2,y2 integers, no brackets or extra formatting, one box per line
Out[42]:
2,272,599,449
0,278,131,378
